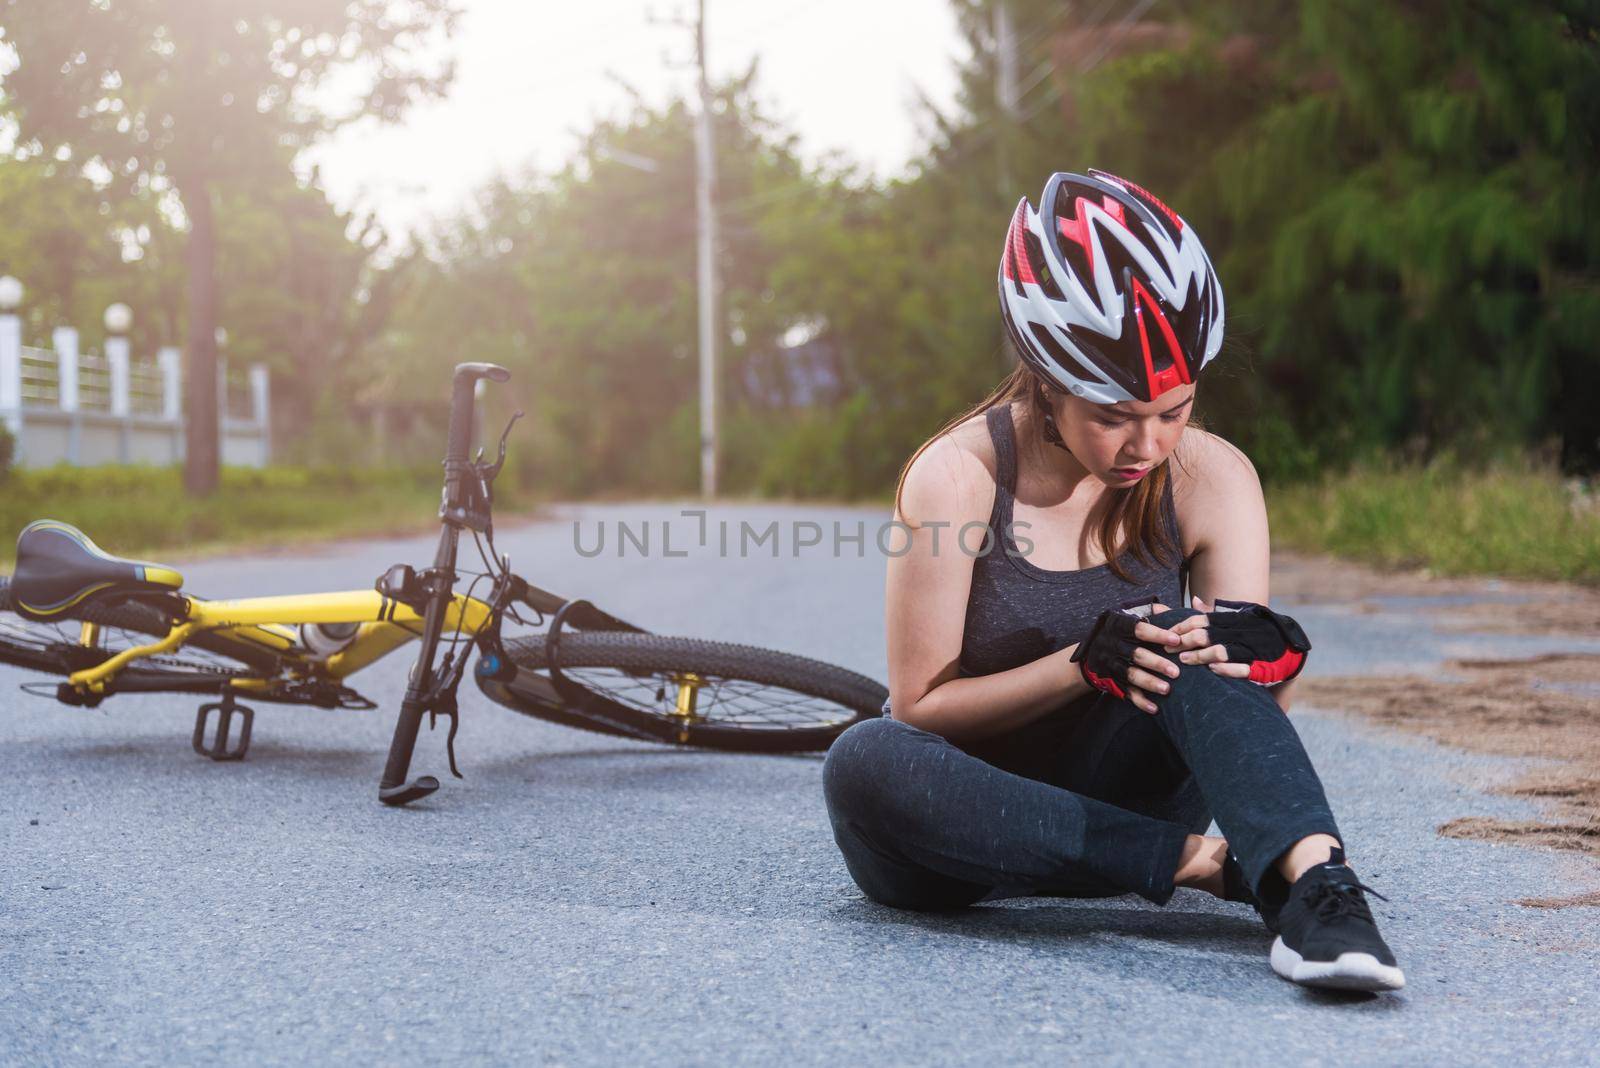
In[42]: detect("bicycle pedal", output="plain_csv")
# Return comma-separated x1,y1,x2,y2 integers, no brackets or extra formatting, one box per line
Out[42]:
192,699,255,762
53,682,103,708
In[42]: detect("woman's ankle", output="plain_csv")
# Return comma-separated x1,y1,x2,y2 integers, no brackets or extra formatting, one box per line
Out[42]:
1174,834,1229,898
1275,833,1343,885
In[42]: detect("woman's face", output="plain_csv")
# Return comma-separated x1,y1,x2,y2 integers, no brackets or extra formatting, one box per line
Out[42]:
1052,384,1196,487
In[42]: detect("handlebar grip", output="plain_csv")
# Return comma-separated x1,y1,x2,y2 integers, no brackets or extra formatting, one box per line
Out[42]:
444,363,510,464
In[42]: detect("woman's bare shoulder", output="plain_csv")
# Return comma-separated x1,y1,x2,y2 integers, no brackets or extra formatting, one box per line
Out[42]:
1172,425,1259,496
896,407,1004,526
1170,426,1266,555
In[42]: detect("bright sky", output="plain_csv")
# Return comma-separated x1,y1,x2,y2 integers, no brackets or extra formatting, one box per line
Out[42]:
303,0,969,237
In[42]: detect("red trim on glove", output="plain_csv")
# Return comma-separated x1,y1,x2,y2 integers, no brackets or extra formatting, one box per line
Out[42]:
1083,666,1127,700
1247,649,1305,686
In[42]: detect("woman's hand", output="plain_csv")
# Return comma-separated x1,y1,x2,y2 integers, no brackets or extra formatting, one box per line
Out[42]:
1126,603,1185,714
1073,602,1185,715
1163,595,1311,685
1161,596,1256,680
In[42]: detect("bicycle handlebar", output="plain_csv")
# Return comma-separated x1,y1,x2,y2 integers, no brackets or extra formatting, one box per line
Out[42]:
445,363,510,466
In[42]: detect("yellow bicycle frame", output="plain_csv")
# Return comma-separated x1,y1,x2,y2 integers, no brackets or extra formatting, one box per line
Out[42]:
66,590,497,694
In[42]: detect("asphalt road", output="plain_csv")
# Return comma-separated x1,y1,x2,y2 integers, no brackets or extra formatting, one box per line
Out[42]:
4,502,1599,1065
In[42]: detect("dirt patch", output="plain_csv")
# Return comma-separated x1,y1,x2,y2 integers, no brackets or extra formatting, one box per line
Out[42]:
1300,654,1600,872
1272,554,1600,904
1516,890,1600,909
1272,551,1600,636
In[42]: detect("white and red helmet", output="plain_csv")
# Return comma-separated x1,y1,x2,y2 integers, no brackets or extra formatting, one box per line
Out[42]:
999,169,1224,404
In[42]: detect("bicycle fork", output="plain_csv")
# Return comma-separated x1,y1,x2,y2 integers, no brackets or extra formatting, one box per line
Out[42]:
378,360,510,807
377,528,463,807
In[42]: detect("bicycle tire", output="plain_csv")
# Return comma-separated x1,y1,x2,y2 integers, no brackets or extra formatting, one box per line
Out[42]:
0,575,273,684
477,631,886,753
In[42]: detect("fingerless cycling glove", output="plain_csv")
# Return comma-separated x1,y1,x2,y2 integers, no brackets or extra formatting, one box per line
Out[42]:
1070,598,1161,700
1207,599,1311,685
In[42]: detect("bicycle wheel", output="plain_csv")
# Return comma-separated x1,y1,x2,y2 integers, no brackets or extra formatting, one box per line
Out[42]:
477,631,886,753
0,575,271,690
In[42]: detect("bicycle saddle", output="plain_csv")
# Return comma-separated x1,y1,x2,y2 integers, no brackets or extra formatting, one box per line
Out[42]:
10,519,184,621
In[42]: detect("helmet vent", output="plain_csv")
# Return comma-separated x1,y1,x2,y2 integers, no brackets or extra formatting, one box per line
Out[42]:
1023,229,1065,301
1028,322,1076,369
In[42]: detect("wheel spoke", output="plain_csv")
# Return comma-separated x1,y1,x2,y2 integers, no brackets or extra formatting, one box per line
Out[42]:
0,615,258,677
559,666,860,731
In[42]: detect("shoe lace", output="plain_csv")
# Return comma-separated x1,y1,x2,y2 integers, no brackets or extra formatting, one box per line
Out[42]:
1304,875,1389,923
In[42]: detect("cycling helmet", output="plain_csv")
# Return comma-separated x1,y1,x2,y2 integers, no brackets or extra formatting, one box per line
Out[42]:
999,169,1224,405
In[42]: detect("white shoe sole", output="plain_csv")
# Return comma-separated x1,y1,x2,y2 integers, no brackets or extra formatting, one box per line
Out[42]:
1271,936,1406,991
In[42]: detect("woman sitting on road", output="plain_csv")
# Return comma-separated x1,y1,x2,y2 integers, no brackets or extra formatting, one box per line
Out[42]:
821,170,1404,993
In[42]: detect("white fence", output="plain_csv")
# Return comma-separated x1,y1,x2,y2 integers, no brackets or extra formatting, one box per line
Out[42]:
0,311,270,468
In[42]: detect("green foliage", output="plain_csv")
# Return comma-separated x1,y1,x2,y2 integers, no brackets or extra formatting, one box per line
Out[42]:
364,77,888,496
0,422,14,479
1269,457,1600,583
214,170,413,455
0,1,457,189
0,145,401,455
1051,0,1600,477
0,463,537,566
4,0,1597,537
1,0,458,492
0,151,167,340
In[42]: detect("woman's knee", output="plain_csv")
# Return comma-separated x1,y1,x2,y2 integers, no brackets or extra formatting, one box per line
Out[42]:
822,717,886,815
822,716,921,821
1146,607,1283,705
823,718,990,911
1162,656,1279,709
1149,606,1202,630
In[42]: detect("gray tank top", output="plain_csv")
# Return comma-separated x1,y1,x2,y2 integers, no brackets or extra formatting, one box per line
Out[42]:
959,403,1187,678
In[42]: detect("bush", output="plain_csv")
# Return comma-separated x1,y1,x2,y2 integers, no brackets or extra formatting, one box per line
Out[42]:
1268,456,1600,584
0,462,541,567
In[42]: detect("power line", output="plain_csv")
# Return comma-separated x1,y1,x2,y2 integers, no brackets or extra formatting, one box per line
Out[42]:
1077,0,1159,75
945,0,1161,166
522,0,847,101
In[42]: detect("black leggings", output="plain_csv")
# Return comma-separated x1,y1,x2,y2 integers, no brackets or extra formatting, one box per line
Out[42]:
822,609,1341,909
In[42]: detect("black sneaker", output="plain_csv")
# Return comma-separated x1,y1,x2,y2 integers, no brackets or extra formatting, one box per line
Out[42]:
1221,850,1287,934
1269,848,1405,992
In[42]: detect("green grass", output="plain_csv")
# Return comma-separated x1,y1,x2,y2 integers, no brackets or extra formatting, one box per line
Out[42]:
0,465,540,569
1268,459,1600,584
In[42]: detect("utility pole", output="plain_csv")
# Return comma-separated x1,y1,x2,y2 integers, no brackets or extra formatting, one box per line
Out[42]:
652,0,723,502
651,1,719,498
693,0,719,498
995,0,1022,374
995,0,1021,200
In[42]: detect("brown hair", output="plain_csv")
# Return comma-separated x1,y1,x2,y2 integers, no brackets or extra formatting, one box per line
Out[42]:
891,360,1201,583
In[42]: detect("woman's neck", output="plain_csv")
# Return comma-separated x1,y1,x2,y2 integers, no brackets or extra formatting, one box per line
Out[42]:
1011,401,1101,505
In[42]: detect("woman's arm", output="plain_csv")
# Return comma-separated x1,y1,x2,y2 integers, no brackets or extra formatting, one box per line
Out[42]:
885,434,1097,742
1175,431,1299,711
1179,432,1272,609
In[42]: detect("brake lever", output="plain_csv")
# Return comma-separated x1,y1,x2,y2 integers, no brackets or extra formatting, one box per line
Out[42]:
442,698,462,779
426,690,464,779
480,410,523,482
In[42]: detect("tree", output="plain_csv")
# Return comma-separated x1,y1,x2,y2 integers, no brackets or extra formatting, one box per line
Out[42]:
359,73,854,494
938,0,1600,477
1,0,457,494
0,149,163,339
213,164,409,457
